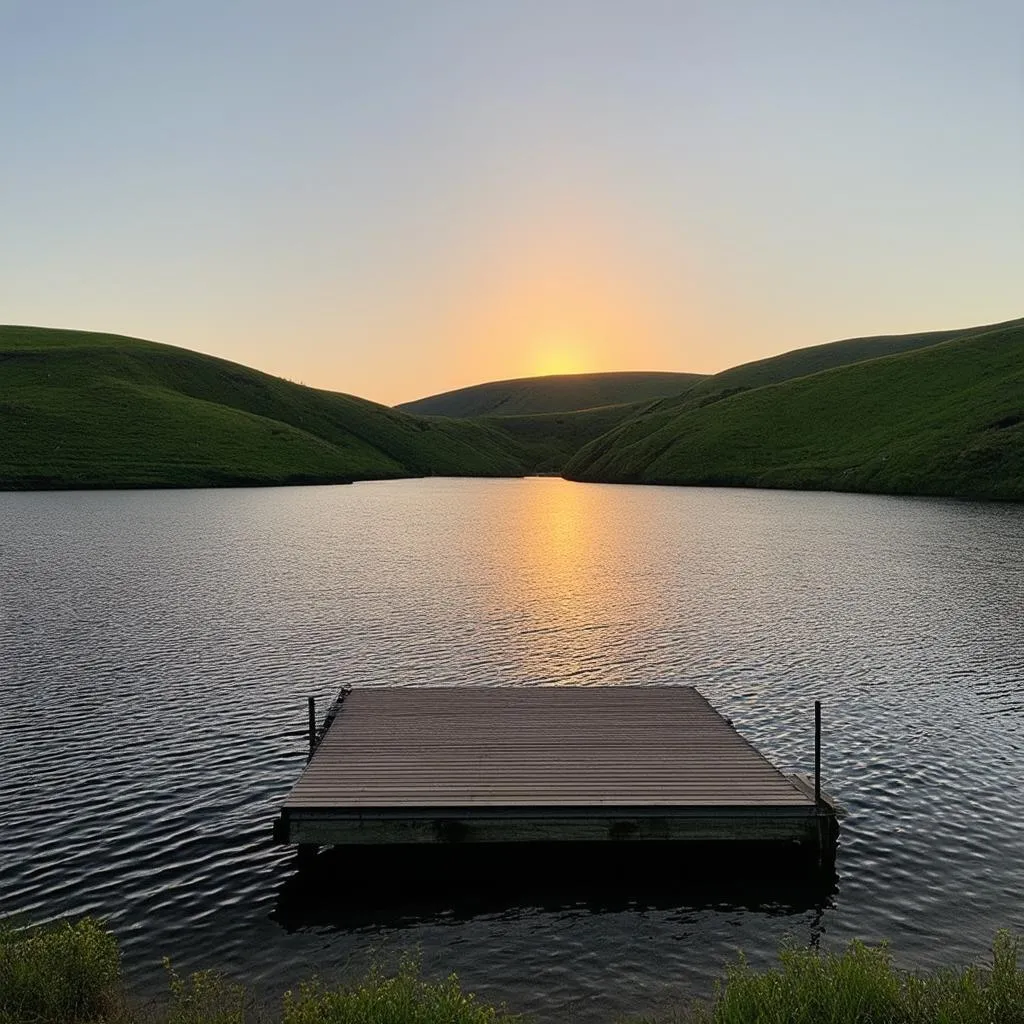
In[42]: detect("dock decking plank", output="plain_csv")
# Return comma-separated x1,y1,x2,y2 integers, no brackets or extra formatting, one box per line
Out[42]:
281,686,816,816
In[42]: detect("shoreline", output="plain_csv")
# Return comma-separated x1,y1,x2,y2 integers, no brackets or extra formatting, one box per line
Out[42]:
4,918,1023,1024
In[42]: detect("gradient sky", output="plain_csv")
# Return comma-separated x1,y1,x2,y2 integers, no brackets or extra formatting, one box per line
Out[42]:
2,1,1022,405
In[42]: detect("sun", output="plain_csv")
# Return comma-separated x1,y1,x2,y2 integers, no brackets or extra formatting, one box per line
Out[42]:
530,333,590,377
534,350,584,376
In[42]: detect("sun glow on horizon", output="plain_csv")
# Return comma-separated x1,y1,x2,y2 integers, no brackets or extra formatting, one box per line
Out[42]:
529,331,592,377
437,196,687,395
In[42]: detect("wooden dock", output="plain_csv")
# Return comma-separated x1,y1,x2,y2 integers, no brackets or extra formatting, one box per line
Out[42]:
276,685,837,852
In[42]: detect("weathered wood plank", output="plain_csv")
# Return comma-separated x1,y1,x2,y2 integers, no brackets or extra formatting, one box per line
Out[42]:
278,685,837,849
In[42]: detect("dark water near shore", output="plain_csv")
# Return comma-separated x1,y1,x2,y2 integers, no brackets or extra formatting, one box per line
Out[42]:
2,478,1024,1021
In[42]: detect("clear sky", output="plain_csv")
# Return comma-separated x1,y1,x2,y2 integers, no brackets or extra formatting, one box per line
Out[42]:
2,1,1022,405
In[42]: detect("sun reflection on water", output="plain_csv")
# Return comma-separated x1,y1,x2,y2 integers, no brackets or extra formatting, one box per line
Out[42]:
483,478,635,686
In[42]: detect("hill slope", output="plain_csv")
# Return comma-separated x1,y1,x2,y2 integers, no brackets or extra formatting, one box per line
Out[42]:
1,326,526,489
477,403,647,473
486,320,994,475
565,318,1024,500
675,321,1006,409
566,316,1024,480
396,370,704,417
447,325,986,474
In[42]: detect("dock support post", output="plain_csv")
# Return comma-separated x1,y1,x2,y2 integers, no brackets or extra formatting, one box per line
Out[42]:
814,700,821,808
308,696,317,760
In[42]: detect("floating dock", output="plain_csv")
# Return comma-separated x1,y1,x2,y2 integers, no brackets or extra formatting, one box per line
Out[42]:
276,685,837,853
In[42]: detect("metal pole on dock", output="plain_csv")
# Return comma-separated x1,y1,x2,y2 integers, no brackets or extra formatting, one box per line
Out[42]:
814,700,821,808
308,696,317,759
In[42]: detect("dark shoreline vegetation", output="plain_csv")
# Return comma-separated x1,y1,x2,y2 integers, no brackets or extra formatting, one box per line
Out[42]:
2,316,1022,497
4,919,1024,1024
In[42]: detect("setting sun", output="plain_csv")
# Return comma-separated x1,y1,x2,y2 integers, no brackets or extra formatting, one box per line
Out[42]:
530,333,591,377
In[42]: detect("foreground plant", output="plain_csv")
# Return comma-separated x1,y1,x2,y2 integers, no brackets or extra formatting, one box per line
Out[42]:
5,915,1024,1024
0,917,121,1023
164,960,247,1024
696,931,1024,1024
282,956,515,1024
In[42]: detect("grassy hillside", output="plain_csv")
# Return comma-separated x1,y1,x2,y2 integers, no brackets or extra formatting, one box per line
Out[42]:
677,319,1016,408
556,320,1006,477
11,316,1022,494
396,370,704,417
565,318,1024,501
421,324,985,474
478,403,646,472
1,326,526,489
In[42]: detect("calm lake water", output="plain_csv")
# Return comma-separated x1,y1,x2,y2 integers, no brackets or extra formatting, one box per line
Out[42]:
2,478,1024,1021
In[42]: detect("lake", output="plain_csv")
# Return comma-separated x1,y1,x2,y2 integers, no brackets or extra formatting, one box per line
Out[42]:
2,477,1023,1021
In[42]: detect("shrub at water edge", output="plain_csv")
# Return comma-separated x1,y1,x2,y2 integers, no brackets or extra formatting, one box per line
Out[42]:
687,930,1024,1024
0,917,122,1023
282,956,513,1024
4,916,1024,1023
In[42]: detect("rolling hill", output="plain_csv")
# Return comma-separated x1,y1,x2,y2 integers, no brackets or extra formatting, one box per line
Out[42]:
675,321,1003,409
395,370,704,417
565,317,1024,500
400,323,999,476
0,326,527,489
7,315,1024,498
475,404,646,473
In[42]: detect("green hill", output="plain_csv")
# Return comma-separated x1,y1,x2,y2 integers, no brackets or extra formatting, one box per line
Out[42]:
395,370,704,417
477,403,646,473
0,326,526,489
536,321,999,477
565,317,1024,500
565,316,1024,478
676,321,1004,408
10,317,1024,496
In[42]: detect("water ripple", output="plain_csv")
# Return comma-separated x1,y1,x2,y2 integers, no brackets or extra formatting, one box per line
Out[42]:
2,480,1024,1022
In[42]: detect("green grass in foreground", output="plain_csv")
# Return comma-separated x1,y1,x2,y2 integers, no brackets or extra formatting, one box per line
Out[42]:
687,932,1024,1024
4,919,1024,1024
0,918,121,1023
0,920,514,1024
281,959,508,1024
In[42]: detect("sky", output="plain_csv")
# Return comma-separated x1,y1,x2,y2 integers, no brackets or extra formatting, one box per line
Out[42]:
1,1,1022,406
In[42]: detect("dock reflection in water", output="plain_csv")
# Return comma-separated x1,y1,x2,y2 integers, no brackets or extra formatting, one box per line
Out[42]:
273,842,838,932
